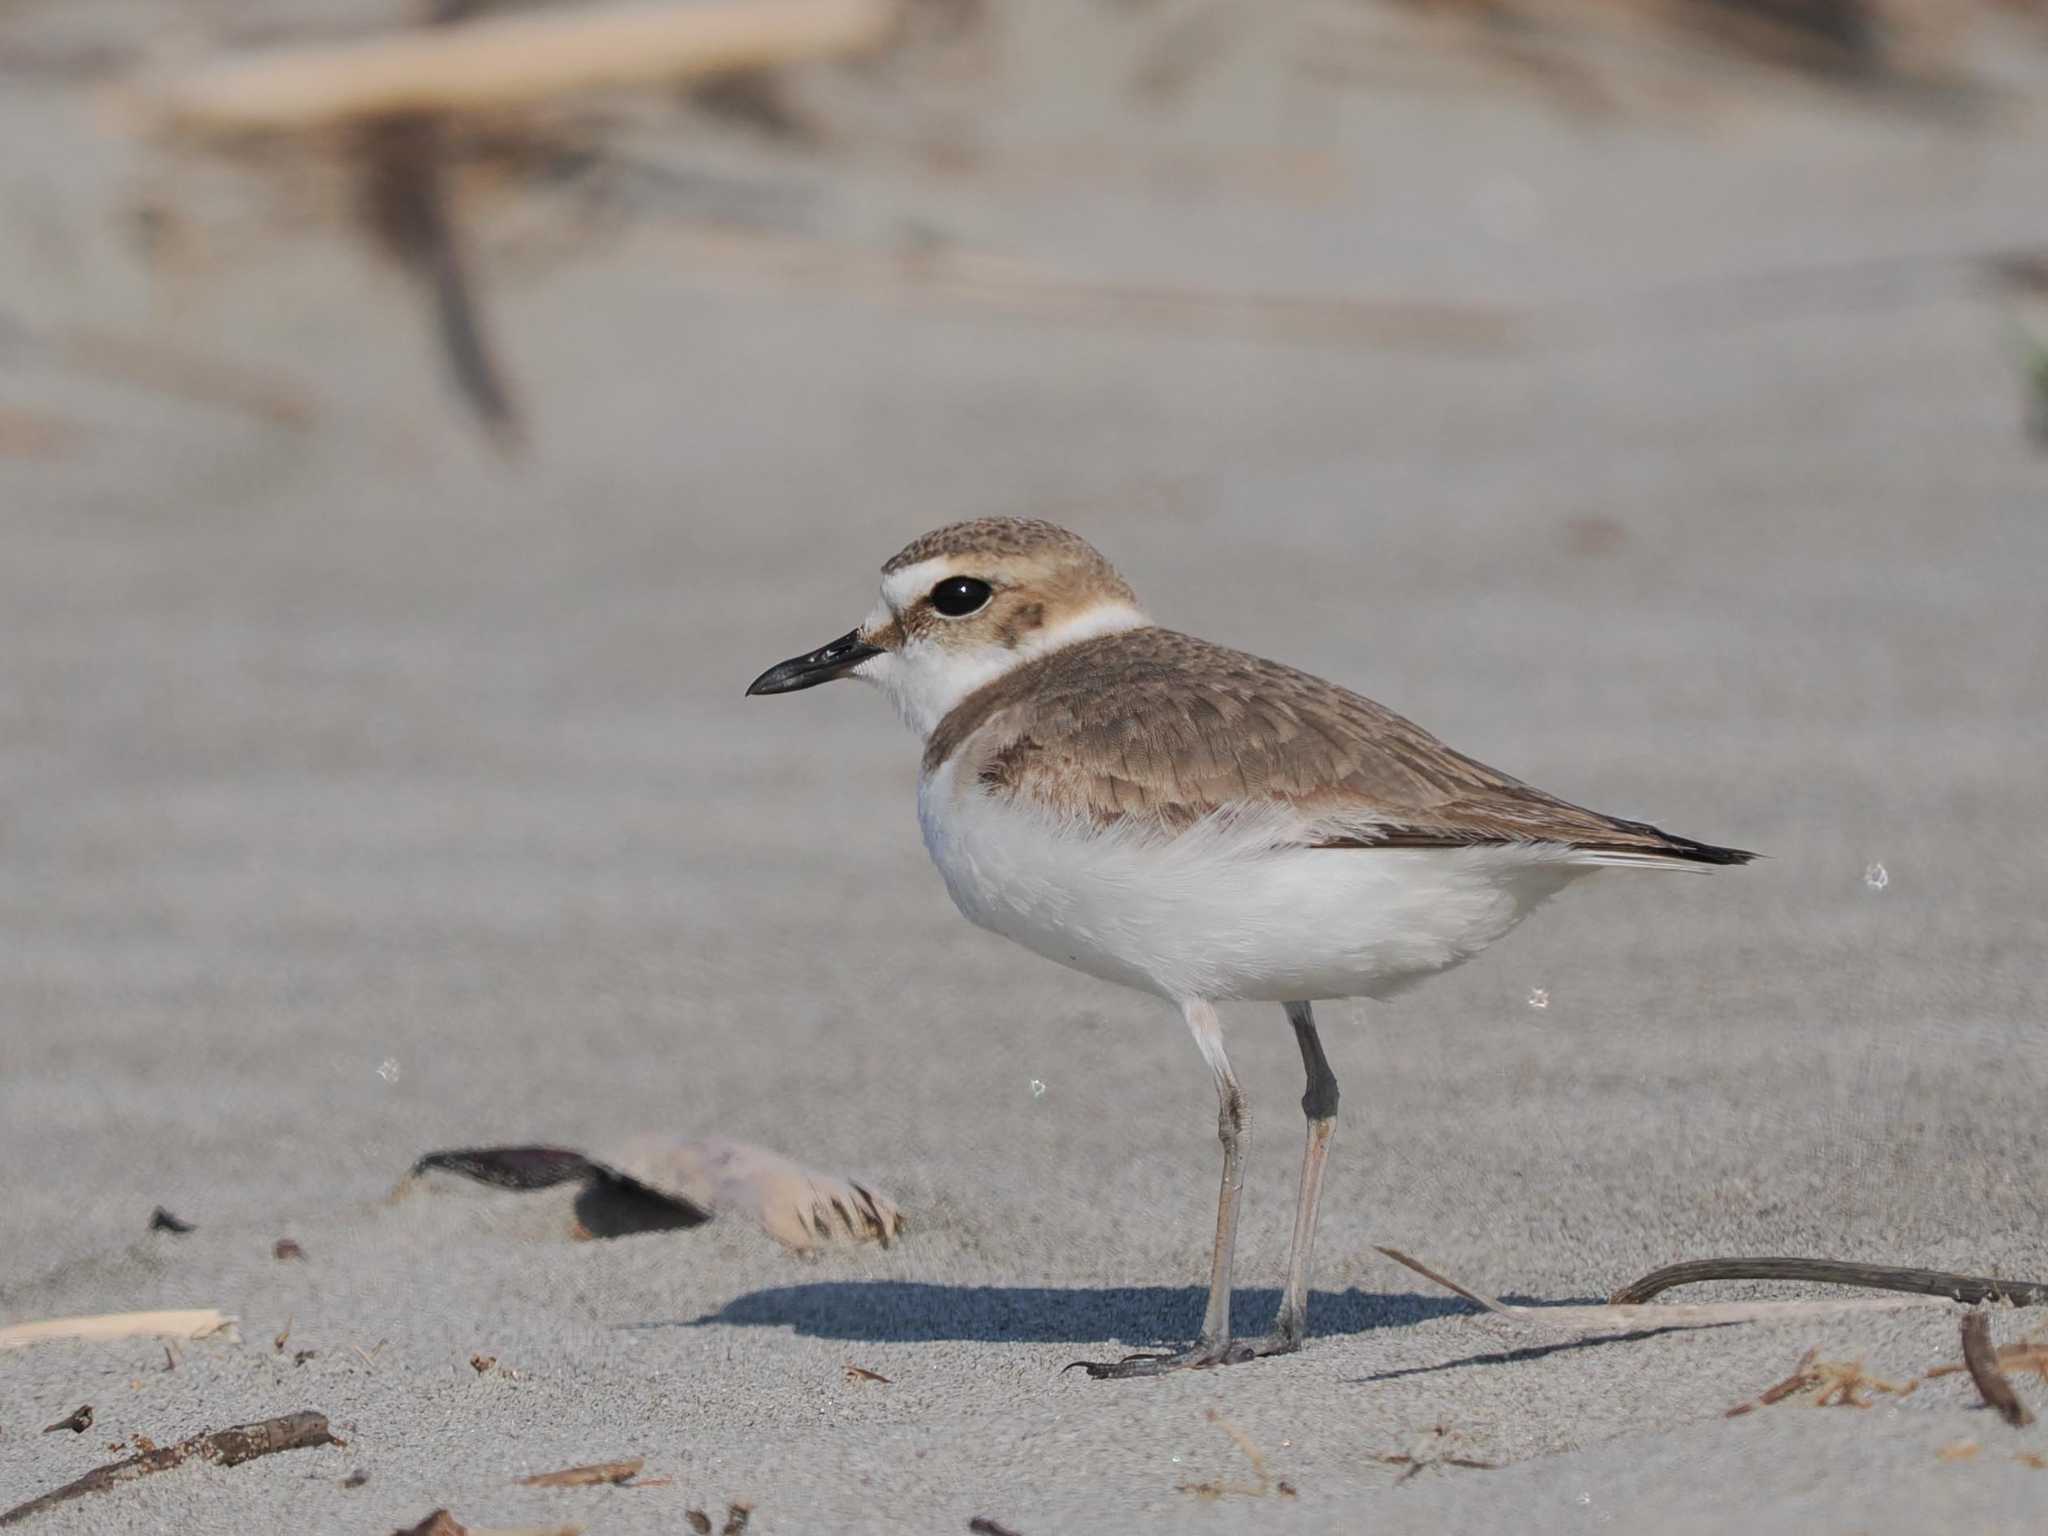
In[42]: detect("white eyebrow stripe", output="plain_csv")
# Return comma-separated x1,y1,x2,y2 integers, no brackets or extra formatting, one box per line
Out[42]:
881,558,957,612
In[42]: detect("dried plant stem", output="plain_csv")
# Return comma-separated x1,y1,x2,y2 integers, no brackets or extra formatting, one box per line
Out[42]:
1612,1258,2048,1307
1378,1246,1950,1339
0,1412,335,1527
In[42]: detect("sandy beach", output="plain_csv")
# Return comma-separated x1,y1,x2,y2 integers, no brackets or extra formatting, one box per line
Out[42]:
4,1,2048,1529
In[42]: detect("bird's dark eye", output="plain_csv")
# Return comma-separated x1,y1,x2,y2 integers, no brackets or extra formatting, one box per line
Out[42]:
929,576,993,617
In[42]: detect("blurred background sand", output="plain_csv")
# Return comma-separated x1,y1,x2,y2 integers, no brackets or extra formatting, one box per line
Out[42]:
3,1,2047,1530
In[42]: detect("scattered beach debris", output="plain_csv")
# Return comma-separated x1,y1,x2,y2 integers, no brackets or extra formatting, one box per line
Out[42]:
0,1310,236,1354
273,1238,306,1262
41,1407,92,1436
54,328,317,430
685,1503,753,1535
162,1346,177,1372
1986,1339,2048,1382
295,1349,318,1366
109,0,895,445
147,1207,195,1235
275,1318,293,1353
1938,1438,1980,1462
517,1458,646,1488
1372,1423,1499,1482
1985,251,2048,446
395,1135,902,1252
0,1411,337,1527
1177,1409,1295,1501
471,1353,498,1374
968,1519,1024,1536
1723,1346,1915,1415
1611,1256,2048,1307
844,1364,891,1383
0,406,77,460
1962,1312,2036,1428
344,1468,372,1488
392,1512,582,1536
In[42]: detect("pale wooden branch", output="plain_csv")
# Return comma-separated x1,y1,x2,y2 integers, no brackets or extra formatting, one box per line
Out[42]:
118,0,898,137
0,1309,235,1353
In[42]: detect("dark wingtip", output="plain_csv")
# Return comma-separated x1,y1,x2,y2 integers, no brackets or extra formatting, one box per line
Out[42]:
1653,834,1760,866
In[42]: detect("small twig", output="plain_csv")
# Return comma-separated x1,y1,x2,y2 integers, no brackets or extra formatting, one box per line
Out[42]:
41,1407,92,1436
517,1458,645,1487
1177,1409,1292,1500
1963,1312,2036,1428
1,1412,336,1526
1373,1423,1498,1481
844,1364,890,1383
1376,1247,1517,1317
1612,1258,2048,1307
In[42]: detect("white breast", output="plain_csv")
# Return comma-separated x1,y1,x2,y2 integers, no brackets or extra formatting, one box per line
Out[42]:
916,760,1594,1004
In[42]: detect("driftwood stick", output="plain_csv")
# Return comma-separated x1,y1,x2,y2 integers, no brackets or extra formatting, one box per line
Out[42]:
0,1411,336,1526
1611,1258,2048,1307
0,1309,235,1353
119,0,897,136
1961,1312,2036,1428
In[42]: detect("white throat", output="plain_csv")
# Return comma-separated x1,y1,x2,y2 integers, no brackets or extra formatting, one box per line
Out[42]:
856,599,1148,741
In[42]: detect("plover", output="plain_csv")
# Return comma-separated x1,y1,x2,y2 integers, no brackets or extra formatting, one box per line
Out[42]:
747,518,1752,1377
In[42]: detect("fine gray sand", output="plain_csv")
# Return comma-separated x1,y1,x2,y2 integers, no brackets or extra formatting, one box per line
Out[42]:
4,2,2048,1531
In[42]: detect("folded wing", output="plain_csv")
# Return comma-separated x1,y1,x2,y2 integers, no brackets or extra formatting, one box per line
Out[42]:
930,627,1753,868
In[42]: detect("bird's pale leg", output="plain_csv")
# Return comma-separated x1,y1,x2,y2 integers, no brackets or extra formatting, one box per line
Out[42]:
1247,999,1339,1355
1071,998,1252,1379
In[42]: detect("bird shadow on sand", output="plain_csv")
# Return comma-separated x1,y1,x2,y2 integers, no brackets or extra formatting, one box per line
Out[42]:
629,1283,1587,1346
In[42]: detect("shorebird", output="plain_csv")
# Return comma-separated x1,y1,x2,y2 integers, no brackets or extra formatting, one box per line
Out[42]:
747,518,1752,1377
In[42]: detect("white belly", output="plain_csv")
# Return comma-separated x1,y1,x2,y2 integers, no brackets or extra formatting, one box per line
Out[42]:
916,762,1593,1003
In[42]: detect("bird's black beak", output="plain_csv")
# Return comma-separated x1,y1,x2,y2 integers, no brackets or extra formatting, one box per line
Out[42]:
746,629,884,696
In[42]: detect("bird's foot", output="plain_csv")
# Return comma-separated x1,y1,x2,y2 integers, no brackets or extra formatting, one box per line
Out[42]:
1064,1331,1300,1380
